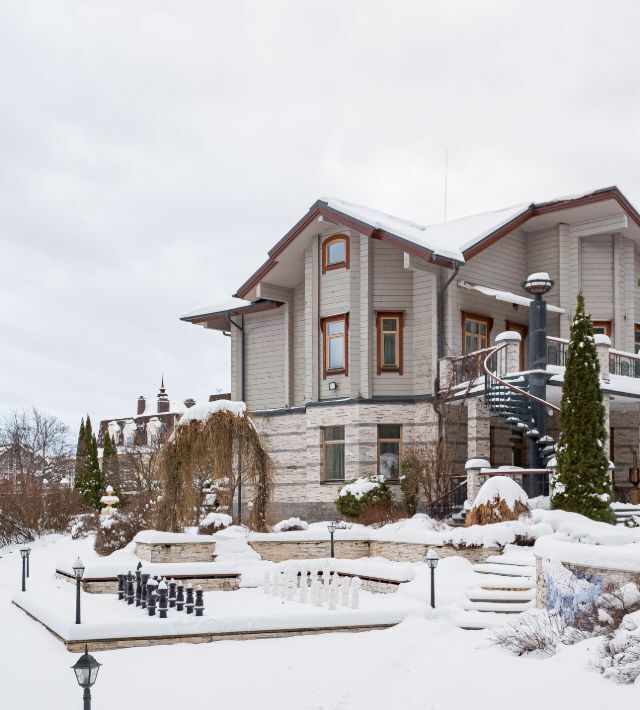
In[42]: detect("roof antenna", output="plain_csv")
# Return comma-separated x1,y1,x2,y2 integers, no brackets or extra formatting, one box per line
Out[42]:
443,148,449,223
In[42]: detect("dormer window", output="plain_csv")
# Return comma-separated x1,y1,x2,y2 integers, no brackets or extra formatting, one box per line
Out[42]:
322,236,350,273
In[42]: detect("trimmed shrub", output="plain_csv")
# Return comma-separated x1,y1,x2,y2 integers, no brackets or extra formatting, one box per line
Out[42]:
336,477,393,520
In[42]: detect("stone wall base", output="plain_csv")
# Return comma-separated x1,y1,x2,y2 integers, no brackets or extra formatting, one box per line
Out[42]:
135,541,216,563
250,539,497,564
55,572,240,594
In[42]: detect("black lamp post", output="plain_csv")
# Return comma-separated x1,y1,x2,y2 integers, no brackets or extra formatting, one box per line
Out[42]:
425,548,439,608
71,644,101,710
20,547,30,591
327,522,346,558
73,557,85,625
522,272,555,498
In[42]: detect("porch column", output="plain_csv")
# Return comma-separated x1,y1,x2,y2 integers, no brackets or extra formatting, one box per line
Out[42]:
595,334,611,383
467,397,491,461
603,393,611,468
465,458,490,505
495,331,521,376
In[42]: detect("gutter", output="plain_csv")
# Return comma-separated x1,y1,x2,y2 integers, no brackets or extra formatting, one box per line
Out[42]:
435,261,461,439
227,315,245,524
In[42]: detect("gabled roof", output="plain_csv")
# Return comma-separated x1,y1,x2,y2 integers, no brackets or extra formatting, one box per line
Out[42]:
232,186,640,300
180,298,283,328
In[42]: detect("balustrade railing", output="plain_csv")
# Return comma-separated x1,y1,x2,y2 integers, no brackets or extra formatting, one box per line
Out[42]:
546,336,568,367
609,349,640,379
448,347,494,388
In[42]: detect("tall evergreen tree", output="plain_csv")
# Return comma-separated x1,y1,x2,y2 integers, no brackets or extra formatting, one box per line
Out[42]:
74,415,104,509
74,417,87,485
552,293,615,523
102,430,121,496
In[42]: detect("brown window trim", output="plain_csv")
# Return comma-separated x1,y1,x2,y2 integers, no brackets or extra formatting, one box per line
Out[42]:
634,323,640,353
377,424,402,480
322,426,346,482
506,320,528,370
320,313,349,378
375,311,404,375
592,320,612,337
322,235,350,274
461,311,494,354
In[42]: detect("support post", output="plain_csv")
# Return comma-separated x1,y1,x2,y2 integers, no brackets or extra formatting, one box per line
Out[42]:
527,295,548,496
465,458,489,506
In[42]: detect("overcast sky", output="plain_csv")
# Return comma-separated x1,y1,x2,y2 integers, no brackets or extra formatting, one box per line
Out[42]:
2,0,640,432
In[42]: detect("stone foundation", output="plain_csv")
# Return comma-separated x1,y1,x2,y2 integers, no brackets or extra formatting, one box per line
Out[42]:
135,541,216,563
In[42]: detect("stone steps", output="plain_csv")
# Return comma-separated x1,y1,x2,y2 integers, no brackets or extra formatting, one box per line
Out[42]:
462,600,534,613
472,562,536,577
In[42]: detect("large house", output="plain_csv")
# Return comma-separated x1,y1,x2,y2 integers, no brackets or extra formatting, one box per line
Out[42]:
182,186,640,519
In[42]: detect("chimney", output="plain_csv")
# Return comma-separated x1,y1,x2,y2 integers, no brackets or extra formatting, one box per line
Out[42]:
137,396,146,416
157,376,170,414
184,398,196,409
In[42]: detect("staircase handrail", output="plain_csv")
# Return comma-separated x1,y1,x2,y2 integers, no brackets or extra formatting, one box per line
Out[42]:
483,344,560,414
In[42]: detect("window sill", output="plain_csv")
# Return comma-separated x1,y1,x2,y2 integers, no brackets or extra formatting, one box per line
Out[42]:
320,479,345,485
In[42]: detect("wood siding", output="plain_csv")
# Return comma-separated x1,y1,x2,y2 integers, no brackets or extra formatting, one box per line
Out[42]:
244,308,285,410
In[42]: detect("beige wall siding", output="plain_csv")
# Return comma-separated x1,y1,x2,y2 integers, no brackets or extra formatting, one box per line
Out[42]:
448,231,529,355
292,280,306,407
412,266,438,395
526,227,560,308
318,234,352,400
580,235,614,321
244,309,285,411
372,240,414,396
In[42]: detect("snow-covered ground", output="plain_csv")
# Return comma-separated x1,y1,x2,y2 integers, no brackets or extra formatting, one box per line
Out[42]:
1,534,638,708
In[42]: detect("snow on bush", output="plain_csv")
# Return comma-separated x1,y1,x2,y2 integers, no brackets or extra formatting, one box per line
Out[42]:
336,476,393,521
465,476,530,526
492,609,567,656
176,400,247,427
272,517,309,533
593,610,640,684
198,512,232,535
338,477,383,500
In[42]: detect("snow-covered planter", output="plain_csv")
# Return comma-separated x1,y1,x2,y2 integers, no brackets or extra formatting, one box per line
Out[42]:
272,517,309,533
465,476,530,527
198,512,232,535
336,477,393,521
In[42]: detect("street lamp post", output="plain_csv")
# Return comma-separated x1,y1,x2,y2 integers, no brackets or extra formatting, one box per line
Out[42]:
425,548,440,608
73,557,85,625
522,272,555,498
327,522,346,558
20,548,30,591
71,644,101,710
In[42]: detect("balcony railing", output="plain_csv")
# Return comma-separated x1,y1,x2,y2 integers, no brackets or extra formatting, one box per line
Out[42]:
609,349,640,379
448,347,494,389
546,336,568,367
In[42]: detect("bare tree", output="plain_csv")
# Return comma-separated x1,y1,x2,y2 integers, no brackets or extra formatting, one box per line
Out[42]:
0,407,72,489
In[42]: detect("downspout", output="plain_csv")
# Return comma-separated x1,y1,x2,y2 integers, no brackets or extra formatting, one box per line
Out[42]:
228,315,245,524
435,262,461,439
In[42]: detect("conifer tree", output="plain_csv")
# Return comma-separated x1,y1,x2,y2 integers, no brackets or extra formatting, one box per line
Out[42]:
74,415,104,509
552,293,615,523
102,430,121,496
74,417,87,485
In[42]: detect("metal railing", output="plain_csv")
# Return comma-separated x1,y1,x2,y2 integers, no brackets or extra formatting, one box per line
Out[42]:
546,336,569,367
609,349,640,379
423,476,468,520
449,347,495,388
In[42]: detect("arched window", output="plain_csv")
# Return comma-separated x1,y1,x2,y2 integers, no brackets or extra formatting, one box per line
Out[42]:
322,236,350,273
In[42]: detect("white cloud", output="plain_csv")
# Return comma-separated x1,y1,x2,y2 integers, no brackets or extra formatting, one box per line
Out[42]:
1,0,640,428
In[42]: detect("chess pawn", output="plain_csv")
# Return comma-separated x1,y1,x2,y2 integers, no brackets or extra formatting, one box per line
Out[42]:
340,577,350,606
350,576,361,610
329,585,338,610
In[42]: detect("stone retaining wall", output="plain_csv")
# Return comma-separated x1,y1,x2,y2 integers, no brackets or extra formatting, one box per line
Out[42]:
249,540,370,562
535,557,640,608
250,539,497,564
55,572,239,594
135,541,216,563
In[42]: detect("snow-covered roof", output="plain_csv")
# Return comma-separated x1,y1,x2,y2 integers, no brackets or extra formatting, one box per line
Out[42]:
181,298,252,321
458,280,565,314
323,197,529,263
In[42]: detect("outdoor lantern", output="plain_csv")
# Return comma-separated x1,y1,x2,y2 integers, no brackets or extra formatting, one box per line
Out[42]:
425,548,440,609
72,557,85,625
20,547,30,592
327,522,345,558
522,272,554,296
71,644,101,710
73,557,85,580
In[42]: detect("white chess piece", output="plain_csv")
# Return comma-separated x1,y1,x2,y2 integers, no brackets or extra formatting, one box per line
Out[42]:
340,577,350,606
350,576,361,610
329,585,338,610
263,571,271,594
